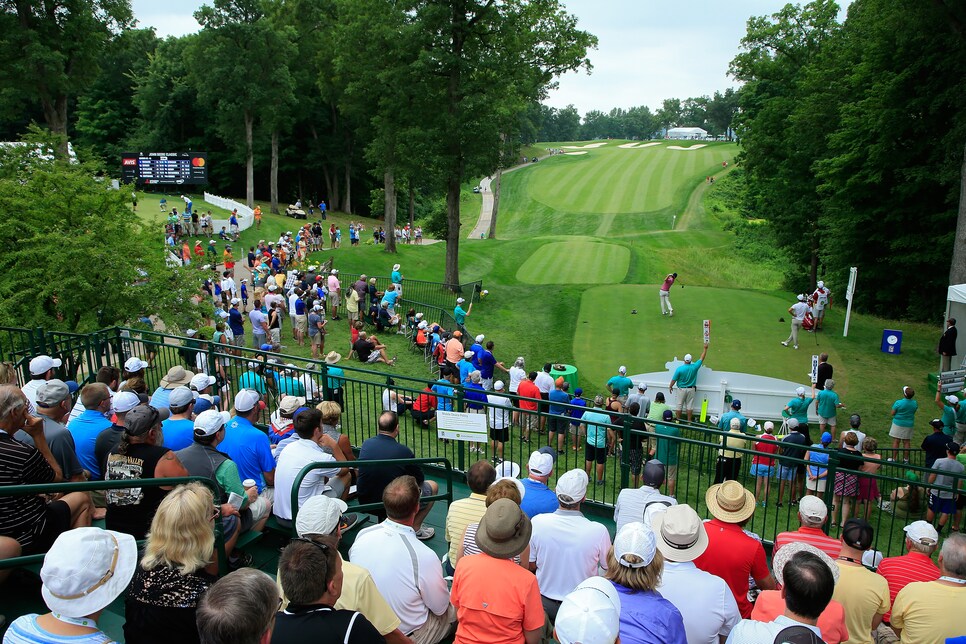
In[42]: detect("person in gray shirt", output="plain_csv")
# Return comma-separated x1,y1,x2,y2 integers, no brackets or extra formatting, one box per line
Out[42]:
15,379,85,481
927,441,965,531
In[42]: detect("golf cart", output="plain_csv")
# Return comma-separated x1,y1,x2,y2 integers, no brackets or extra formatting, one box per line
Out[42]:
285,204,307,219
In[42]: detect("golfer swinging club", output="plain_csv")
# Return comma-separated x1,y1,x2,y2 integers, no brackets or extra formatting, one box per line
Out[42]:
660,272,678,316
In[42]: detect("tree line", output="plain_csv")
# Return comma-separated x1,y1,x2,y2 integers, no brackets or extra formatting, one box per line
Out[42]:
731,0,966,321
536,91,739,143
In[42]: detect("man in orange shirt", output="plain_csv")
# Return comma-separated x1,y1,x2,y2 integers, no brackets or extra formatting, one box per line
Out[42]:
253,205,262,229
516,372,541,444
444,331,465,377
450,499,543,644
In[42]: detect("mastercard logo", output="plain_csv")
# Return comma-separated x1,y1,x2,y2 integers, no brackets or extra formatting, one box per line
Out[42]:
191,157,206,167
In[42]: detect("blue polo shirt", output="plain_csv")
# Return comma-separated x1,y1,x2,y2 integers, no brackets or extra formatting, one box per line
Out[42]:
548,389,571,416
458,359,474,384
479,350,497,379
67,410,113,480
454,305,467,325
326,366,345,390
606,375,633,396
149,387,173,411
162,418,196,451
228,308,245,336
464,383,487,410
469,343,484,369
238,371,267,395
220,416,275,492
432,380,455,411
381,290,399,308
520,478,558,518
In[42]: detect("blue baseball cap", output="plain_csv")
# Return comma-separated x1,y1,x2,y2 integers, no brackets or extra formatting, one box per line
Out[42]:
574,388,583,396
821,431,833,444
731,399,741,410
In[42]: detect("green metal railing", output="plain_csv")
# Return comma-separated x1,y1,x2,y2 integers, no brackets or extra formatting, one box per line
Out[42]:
0,325,962,561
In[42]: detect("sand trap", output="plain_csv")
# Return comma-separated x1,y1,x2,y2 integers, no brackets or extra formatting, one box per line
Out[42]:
563,151,588,156
667,144,707,151
618,142,662,149
561,142,608,150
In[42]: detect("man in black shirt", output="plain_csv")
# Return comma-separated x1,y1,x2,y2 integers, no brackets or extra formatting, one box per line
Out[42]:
777,418,810,507
274,536,383,644
352,332,395,366
816,353,833,391
357,412,437,540
922,418,952,467
939,318,958,372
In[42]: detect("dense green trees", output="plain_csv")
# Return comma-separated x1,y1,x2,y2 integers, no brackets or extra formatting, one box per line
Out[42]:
732,0,966,319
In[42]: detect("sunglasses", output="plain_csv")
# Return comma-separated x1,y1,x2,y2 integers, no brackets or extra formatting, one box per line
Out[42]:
292,537,330,554
209,506,221,522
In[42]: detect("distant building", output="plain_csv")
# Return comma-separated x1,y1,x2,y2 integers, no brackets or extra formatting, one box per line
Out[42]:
667,127,708,140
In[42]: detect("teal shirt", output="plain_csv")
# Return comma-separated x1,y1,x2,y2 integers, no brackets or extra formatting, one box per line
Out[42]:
672,360,702,388
238,371,267,395
655,423,681,465
454,305,467,325
891,398,918,428
606,375,633,397
278,376,306,397
816,389,840,418
391,270,402,285
786,397,812,424
942,404,957,436
582,410,612,448
718,410,747,432
326,366,345,390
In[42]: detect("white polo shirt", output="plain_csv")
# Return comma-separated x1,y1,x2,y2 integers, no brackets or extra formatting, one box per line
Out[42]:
534,371,555,394
349,520,451,635
529,509,611,601
659,560,741,644
614,485,678,533
273,438,339,521
486,394,512,429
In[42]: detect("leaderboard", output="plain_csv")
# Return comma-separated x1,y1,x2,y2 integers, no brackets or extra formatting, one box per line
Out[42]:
121,152,208,185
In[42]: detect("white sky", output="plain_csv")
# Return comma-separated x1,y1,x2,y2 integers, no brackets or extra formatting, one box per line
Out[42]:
132,0,851,115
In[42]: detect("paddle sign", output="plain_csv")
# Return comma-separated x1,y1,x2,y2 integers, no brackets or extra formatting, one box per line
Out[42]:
810,355,819,384
703,320,711,345
700,398,709,423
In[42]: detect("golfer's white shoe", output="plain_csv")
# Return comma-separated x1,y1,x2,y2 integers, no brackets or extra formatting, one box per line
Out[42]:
781,341,789,347
794,345,799,349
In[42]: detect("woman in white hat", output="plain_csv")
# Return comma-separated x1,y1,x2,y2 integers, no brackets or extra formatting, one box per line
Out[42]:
604,522,687,643
390,264,402,298
5,527,137,643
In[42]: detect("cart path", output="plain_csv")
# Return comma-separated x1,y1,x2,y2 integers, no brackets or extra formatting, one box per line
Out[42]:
468,155,548,239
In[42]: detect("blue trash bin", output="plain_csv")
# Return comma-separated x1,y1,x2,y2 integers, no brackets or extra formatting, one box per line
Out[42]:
881,329,903,355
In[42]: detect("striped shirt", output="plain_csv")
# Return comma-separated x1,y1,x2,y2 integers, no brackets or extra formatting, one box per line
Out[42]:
875,551,940,622
445,493,487,564
5,615,114,643
461,523,523,565
773,526,842,559
0,431,56,548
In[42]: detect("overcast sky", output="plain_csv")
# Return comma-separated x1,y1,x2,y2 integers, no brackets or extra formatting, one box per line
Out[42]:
131,0,851,115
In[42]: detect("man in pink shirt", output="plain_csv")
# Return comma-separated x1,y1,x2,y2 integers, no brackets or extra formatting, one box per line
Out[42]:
326,269,341,320
773,495,842,559
660,272,677,316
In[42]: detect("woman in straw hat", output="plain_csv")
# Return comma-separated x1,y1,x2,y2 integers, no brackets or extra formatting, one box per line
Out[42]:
450,498,543,644
604,522,687,643
750,542,849,644
5,527,137,643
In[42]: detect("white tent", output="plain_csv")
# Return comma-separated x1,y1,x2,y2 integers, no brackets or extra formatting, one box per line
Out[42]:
667,127,708,140
943,284,966,370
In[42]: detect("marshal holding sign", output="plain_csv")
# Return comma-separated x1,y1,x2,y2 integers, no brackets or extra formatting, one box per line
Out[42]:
121,152,208,186
436,410,488,442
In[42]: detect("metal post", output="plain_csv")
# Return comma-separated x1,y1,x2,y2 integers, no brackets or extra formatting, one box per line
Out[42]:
843,267,857,337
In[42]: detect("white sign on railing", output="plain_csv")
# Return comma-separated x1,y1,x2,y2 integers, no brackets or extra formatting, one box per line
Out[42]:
436,411,488,442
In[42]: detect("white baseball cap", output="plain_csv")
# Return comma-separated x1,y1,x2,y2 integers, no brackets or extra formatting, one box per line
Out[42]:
194,410,231,437
190,373,216,391
123,357,149,373
231,298,241,305
614,521,657,568
29,355,62,375
798,495,828,522
296,495,349,537
554,576,621,644
618,366,627,374
456,297,465,304
527,451,554,477
684,353,693,363
903,520,939,547
475,334,485,343
112,391,142,414
946,395,959,405
555,469,589,504
234,389,262,413
493,380,505,391
796,386,806,397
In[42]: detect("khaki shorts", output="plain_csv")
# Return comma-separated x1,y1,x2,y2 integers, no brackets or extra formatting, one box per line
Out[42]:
889,423,914,440
295,316,307,333
676,387,695,411
310,333,322,346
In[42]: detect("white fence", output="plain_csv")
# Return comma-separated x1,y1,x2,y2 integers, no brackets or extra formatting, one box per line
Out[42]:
203,192,254,233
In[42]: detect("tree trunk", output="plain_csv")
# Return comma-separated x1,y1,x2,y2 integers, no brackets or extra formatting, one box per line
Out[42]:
41,96,69,160
488,168,502,240
408,186,415,233
445,174,462,286
244,109,254,208
270,129,280,214
810,223,820,289
384,168,397,253
322,163,336,208
343,159,352,213
950,141,966,285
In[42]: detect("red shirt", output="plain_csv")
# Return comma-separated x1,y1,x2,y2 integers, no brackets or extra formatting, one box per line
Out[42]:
516,379,540,412
876,551,941,622
773,526,842,560
753,434,780,466
694,518,770,618
413,388,436,413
